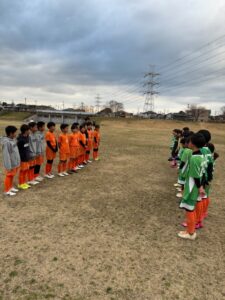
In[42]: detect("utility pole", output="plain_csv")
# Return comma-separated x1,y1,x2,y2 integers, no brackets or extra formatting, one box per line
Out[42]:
95,94,101,113
143,67,160,113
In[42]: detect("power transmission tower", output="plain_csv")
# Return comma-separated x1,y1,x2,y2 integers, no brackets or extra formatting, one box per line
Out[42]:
143,67,160,112
95,94,101,112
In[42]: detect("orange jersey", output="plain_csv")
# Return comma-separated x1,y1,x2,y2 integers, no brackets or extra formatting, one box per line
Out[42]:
87,129,93,150
78,132,87,155
69,132,79,158
45,131,57,160
93,131,100,148
58,133,70,155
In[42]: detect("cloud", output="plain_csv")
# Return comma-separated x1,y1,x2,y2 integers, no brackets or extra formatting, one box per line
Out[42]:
0,0,225,112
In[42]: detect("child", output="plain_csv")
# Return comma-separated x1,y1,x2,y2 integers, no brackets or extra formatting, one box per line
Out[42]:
78,124,87,168
178,133,206,240
45,122,58,178
93,124,101,161
2,126,20,196
85,121,93,163
28,122,39,185
17,124,31,190
58,124,70,177
34,121,45,182
170,129,182,168
68,123,80,173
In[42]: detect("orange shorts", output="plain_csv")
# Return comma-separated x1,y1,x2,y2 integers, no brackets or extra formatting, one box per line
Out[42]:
36,155,44,165
5,167,19,176
20,162,30,171
46,149,56,161
29,159,36,167
70,147,79,159
59,152,70,161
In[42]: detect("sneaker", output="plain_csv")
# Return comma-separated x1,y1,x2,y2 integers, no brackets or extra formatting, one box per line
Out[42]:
176,193,183,198
176,188,182,192
58,173,65,177
23,183,31,188
28,180,39,185
95,158,100,161
35,176,44,182
75,166,81,170
178,231,197,240
45,174,54,179
18,184,28,190
10,187,19,193
174,183,181,187
71,169,78,173
79,165,85,168
4,191,16,196
63,172,69,176
195,222,204,229
67,170,74,174
87,160,92,163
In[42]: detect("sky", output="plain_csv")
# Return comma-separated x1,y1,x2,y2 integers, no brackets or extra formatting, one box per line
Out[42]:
0,0,225,114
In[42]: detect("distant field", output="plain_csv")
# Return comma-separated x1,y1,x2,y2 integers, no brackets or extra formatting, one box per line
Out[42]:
0,118,224,300
0,111,33,121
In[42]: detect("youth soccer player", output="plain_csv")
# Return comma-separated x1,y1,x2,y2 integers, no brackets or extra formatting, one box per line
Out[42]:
68,123,80,173
34,121,45,182
45,122,58,178
178,133,206,240
2,126,20,196
17,124,31,190
93,124,101,161
28,122,39,185
78,124,87,168
58,124,70,177
85,121,93,163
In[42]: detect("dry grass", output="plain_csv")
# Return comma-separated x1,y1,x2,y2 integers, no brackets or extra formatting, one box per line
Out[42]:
0,118,225,300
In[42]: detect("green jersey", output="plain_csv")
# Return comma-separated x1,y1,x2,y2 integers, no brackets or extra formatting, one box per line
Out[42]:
178,148,192,184
180,151,205,211
200,147,213,182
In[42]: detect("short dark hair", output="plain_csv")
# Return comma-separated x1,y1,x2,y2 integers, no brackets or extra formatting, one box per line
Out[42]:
20,124,29,134
79,124,85,130
29,122,37,129
180,138,186,145
37,121,45,129
207,143,215,154
95,124,100,129
183,127,190,131
47,122,56,129
5,126,17,136
198,129,211,143
190,133,206,149
86,121,92,126
71,123,78,130
60,123,69,130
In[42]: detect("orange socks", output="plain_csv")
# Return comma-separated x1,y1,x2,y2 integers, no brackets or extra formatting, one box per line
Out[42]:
4,175,13,192
186,211,196,234
19,170,28,185
28,168,35,181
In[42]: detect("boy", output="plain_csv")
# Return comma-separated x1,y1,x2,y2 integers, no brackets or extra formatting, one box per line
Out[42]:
93,124,101,161
34,121,45,182
17,124,31,190
45,122,58,178
85,121,93,163
2,126,20,196
58,124,70,177
178,133,206,240
68,123,80,173
170,129,182,168
28,122,39,185
78,124,87,168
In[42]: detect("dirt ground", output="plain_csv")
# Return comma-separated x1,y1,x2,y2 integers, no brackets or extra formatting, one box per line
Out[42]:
0,118,224,300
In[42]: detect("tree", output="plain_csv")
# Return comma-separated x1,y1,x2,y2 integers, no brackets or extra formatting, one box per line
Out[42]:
107,100,124,113
187,105,208,121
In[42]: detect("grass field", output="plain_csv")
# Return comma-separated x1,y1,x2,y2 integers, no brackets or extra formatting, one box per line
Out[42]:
0,118,225,300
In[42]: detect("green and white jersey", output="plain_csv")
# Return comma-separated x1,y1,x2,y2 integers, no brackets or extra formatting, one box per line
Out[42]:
200,147,213,182
178,148,192,184
170,136,176,150
180,151,205,211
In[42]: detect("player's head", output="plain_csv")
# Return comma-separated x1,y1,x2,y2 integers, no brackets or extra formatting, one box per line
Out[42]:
20,124,30,136
180,137,186,147
5,125,17,138
94,124,100,131
29,121,37,133
189,133,206,150
80,124,86,133
207,142,215,154
71,123,79,132
87,121,92,130
60,123,69,133
37,121,45,132
47,122,56,132
197,129,211,144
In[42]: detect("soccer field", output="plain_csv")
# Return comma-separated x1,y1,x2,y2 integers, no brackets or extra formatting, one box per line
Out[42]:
0,118,224,300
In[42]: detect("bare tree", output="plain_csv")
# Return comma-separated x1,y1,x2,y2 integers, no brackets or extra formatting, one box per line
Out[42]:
187,105,208,121
108,100,124,112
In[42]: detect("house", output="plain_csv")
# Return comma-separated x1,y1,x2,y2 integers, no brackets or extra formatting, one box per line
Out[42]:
97,108,113,117
114,110,133,118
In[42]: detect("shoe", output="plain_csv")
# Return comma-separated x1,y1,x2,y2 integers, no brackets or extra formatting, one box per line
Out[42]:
195,222,204,229
176,193,183,198
181,222,187,227
58,173,65,177
174,183,181,187
79,165,85,168
18,184,28,190
45,174,54,179
23,183,31,188
95,158,100,161
35,176,44,182
67,170,74,174
87,160,92,163
4,191,16,196
71,169,78,173
75,166,81,170
10,187,19,193
28,180,39,185
178,231,197,240
176,188,182,192
83,161,87,165
63,172,69,176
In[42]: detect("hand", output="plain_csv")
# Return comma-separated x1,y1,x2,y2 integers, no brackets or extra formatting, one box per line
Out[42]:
199,186,206,198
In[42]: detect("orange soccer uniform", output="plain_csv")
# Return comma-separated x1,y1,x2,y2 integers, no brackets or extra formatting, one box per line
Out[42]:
78,131,87,165
85,129,93,161
45,131,57,175
93,130,101,160
58,133,70,173
68,132,79,170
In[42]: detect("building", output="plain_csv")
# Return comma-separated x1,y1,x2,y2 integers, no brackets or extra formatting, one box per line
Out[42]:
25,110,95,125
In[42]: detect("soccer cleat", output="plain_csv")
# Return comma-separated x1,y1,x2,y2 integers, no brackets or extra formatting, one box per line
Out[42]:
18,184,28,190
4,191,16,196
79,164,85,168
58,173,65,177
35,176,44,182
76,166,81,170
176,193,183,198
45,174,54,179
174,183,181,187
28,180,39,185
178,231,197,240
63,172,69,176
71,169,78,173
23,183,31,189
10,187,19,193
87,160,92,163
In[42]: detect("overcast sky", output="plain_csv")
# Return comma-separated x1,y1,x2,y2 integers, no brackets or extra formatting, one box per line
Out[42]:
0,0,225,113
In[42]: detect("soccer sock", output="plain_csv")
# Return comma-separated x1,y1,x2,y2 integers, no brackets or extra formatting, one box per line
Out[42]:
186,210,196,234
19,171,25,185
58,163,62,174
34,165,41,177
63,162,67,172
196,201,203,224
4,175,13,192
28,167,35,181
